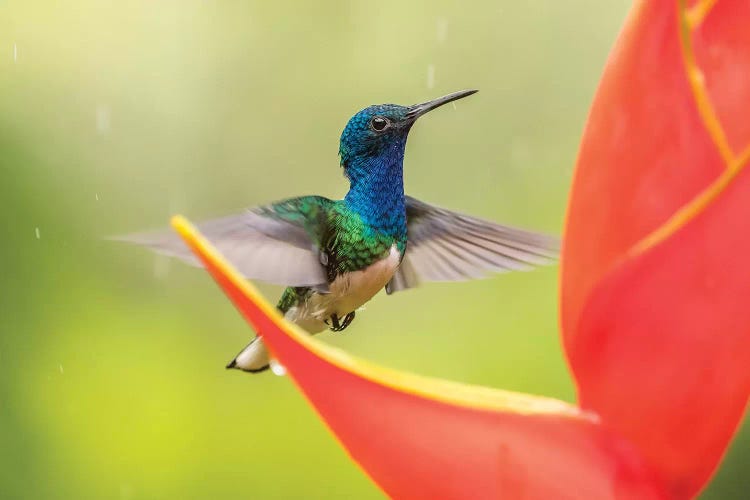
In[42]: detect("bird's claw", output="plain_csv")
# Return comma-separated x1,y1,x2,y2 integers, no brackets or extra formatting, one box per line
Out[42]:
327,311,356,332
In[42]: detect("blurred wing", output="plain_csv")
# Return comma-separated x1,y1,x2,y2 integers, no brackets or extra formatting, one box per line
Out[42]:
116,196,332,289
386,196,560,294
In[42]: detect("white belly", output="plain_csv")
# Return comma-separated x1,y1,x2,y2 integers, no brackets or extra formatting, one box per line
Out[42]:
231,245,401,372
287,244,402,333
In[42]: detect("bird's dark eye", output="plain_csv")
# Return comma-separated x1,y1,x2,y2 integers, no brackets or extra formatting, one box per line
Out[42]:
370,116,390,132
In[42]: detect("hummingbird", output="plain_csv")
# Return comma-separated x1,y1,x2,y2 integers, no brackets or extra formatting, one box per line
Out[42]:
121,89,559,373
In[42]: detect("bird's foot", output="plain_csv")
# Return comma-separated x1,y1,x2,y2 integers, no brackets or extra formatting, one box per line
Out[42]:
327,311,356,332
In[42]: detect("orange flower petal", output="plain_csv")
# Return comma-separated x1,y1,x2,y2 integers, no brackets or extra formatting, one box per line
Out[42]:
563,0,750,496
171,216,665,499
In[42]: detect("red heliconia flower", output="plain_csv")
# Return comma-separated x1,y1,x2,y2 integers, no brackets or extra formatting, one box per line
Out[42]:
173,1,750,498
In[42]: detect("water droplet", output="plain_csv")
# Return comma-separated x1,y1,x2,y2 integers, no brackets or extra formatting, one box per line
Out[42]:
96,105,111,134
452,102,457,110
59,364,64,374
35,227,40,239
13,43,17,62
269,359,287,377
95,193,99,201
436,18,448,43
426,64,435,90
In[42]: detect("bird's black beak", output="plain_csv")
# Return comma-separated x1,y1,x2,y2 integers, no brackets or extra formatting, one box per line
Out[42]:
405,89,478,121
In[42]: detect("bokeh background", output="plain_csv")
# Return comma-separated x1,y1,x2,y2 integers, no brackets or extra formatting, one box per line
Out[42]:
1,1,748,498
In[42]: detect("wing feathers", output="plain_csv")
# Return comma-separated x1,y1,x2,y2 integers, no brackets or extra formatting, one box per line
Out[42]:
386,197,560,294
116,202,330,288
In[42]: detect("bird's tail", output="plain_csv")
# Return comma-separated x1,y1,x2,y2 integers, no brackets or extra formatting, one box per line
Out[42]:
226,287,329,373
226,337,271,373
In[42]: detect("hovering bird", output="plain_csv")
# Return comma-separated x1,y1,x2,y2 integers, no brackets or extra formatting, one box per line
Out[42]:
122,90,558,373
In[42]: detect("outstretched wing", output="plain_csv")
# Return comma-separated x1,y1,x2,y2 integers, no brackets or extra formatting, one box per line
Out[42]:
116,196,333,290
386,196,560,294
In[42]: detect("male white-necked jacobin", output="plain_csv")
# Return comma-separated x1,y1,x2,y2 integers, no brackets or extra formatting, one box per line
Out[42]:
122,90,559,373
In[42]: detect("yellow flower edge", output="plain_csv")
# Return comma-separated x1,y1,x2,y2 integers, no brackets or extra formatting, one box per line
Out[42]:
172,215,592,420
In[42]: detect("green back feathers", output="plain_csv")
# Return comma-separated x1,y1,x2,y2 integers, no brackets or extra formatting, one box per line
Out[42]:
259,197,404,280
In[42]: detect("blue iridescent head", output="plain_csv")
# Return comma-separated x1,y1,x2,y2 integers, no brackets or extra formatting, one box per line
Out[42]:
339,89,477,233
338,89,478,176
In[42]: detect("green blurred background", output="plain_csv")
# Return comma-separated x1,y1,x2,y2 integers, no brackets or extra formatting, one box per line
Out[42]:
1,1,747,498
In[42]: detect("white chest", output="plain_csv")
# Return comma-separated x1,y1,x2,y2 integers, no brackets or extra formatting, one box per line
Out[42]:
298,244,401,323
333,244,402,301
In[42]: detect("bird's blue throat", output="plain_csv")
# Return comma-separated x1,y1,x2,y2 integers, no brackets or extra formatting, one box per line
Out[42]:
342,137,407,240
335,90,479,244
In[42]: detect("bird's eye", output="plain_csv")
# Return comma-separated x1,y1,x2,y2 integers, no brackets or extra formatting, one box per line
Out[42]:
370,116,390,132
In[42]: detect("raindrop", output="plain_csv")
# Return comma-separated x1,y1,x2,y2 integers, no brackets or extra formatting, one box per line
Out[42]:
35,227,40,239
436,18,448,44
426,64,435,90
96,105,111,134
95,193,100,201
59,364,64,374
452,102,457,110
269,358,287,377
13,43,17,63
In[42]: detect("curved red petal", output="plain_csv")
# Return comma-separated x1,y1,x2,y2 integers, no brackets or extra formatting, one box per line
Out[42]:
563,0,750,496
172,216,666,500
561,0,724,343
571,158,750,497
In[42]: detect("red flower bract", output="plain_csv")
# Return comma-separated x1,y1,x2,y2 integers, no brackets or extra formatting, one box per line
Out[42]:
563,0,750,497
173,215,665,499
173,1,750,498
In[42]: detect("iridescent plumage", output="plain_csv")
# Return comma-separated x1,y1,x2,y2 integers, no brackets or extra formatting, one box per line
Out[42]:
119,90,559,372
